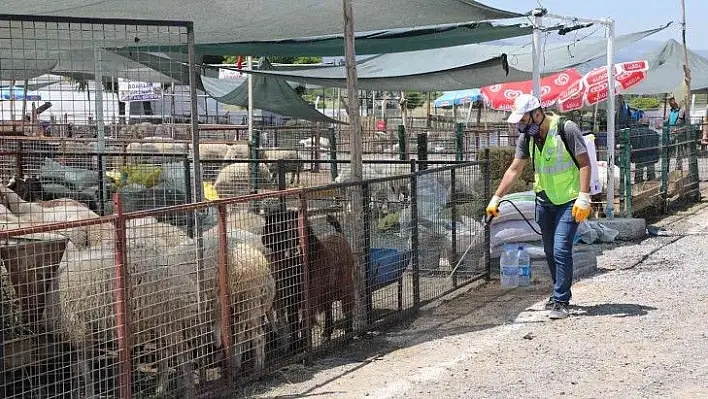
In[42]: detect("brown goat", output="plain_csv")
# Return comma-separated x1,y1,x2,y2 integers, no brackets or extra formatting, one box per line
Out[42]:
262,209,356,343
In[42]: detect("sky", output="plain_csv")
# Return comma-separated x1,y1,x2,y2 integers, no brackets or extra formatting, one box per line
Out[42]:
483,0,707,49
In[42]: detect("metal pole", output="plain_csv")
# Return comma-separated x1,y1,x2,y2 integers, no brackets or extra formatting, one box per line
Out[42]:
187,25,207,318
342,0,367,334
93,47,108,210
187,26,203,203
605,18,616,219
248,56,254,142
531,8,545,97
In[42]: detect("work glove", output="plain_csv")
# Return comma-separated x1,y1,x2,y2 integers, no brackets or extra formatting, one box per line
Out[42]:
572,192,592,223
486,195,502,218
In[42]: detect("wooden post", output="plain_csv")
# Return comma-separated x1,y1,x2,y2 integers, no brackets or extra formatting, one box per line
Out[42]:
680,0,692,120
342,0,367,334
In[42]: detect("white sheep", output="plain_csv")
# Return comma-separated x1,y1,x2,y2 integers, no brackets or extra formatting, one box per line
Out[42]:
213,163,274,198
224,143,250,160
43,245,201,397
168,237,275,373
299,137,330,150
0,186,110,249
196,143,231,160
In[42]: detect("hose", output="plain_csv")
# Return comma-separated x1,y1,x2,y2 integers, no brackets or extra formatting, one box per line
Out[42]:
447,198,541,279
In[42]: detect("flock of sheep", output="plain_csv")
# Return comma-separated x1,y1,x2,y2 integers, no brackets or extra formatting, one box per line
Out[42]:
0,177,357,397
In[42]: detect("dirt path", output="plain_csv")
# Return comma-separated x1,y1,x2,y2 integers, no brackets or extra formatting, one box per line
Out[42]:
244,202,708,399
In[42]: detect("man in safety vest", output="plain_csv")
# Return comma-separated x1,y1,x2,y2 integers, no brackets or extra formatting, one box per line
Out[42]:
486,94,592,320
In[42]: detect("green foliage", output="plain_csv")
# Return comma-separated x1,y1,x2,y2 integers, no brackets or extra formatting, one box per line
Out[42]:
628,96,661,110
223,55,323,65
404,91,426,110
118,165,163,188
376,212,401,233
478,147,535,185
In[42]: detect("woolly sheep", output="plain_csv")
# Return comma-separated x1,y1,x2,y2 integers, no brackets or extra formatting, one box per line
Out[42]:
261,149,303,186
213,163,274,198
196,143,231,160
168,237,275,373
224,143,250,160
299,137,330,149
0,186,109,249
44,245,201,397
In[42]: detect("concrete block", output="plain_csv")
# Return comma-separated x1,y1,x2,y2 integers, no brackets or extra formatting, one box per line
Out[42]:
595,217,646,241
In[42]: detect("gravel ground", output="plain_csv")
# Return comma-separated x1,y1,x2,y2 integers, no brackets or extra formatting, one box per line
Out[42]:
241,199,708,399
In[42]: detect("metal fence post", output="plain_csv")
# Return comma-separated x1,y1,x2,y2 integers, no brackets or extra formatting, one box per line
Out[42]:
362,182,373,324
250,130,261,195
328,127,338,181
483,149,492,281
97,153,106,216
112,193,133,399
397,124,406,161
409,166,420,308
450,167,458,288
183,156,194,238
689,125,701,201
661,122,670,213
296,195,314,365
455,122,464,162
417,132,428,171
621,128,632,218
216,204,234,384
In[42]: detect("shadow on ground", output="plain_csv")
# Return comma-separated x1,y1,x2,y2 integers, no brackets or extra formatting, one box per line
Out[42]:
234,261,656,398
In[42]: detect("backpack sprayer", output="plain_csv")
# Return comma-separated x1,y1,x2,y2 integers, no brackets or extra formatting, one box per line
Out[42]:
446,198,542,279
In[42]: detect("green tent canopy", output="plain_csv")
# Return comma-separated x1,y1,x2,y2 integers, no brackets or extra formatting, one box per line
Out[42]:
227,24,670,92
157,20,538,57
3,0,523,44
624,39,708,95
201,58,343,124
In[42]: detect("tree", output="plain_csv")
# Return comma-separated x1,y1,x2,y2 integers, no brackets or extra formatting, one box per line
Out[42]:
222,55,322,65
404,91,426,110
628,96,661,110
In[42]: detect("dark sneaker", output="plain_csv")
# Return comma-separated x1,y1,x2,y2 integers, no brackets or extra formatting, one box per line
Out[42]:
545,296,555,309
549,302,570,319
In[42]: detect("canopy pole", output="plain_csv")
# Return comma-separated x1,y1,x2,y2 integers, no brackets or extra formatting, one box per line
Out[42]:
605,18,616,219
342,0,367,335
531,8,546,98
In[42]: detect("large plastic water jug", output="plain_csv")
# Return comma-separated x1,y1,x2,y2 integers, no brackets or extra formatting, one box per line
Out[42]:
517,245,531,287
499,244,519,288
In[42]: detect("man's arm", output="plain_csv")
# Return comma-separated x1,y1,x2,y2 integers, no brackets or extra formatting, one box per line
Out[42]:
577,152,591,193
494,157,528,198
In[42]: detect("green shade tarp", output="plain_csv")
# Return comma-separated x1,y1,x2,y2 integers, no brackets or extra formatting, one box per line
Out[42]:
162,20,536,57
3,0,522,44
228,24,670,91
201,58,343,124
624,39,708,95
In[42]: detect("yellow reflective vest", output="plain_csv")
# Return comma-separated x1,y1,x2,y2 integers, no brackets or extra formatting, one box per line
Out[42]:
529,116,580,205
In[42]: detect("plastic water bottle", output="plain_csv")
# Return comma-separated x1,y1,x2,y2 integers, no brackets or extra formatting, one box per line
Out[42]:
499,244,519,288
517,245,531,287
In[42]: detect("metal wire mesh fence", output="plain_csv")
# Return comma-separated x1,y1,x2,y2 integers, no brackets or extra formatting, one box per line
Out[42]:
0,158,490,397
617,123,701,218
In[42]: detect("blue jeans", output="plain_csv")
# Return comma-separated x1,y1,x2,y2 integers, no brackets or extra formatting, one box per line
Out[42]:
536,198,579,304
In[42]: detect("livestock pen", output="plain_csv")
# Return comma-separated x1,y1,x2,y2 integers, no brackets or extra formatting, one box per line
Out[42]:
0,158,491,398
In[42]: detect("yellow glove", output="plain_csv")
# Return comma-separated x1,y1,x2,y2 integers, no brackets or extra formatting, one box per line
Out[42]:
572,192,592,223
486,195,502,218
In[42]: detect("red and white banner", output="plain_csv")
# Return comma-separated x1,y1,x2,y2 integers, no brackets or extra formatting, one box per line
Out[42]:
480,69,583,111
557,60,649,112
